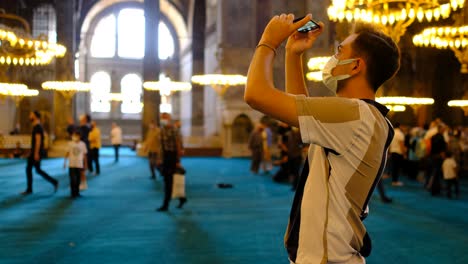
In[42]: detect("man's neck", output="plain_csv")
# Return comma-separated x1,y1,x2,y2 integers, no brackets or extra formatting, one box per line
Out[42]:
337,79,375,100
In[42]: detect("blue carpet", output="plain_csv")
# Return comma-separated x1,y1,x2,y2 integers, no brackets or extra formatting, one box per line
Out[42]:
0,148,467,264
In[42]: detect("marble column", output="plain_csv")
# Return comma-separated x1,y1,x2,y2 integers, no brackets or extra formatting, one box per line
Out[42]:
142,0,161,138
54,0,76,139
191,0,206,136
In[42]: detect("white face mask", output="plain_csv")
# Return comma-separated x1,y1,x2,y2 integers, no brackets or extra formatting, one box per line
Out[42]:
322,56,358,94
160,119,169,126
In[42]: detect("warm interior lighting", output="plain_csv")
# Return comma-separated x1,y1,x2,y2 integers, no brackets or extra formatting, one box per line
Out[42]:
0,12,66,66
42,81,92,92
327,0,465,42
107,93,124,102
191,74,247,86
376,96,434,105
191,74,247,97
448,99,468,115
386,105,406,112
448,99,468,107
42,81,92,103
306,56,331,82
413,26,468,73
143,80,192,94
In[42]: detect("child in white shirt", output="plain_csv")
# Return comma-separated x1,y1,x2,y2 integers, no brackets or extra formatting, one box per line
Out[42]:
442,152,459,199
64,131,88,198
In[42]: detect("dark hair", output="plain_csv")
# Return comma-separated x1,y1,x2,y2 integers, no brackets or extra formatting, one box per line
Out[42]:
351,23,400,91
72,130,81,137
446,151,453,158
33,110,41,119
85,114,92,123
394,122,401,129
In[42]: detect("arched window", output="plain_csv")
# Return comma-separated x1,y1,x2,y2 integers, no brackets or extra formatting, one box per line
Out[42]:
121,74,142,114
90,71,111,112
90,8,175,59
118,9,144,58
32,4,57,43
90,14,116,58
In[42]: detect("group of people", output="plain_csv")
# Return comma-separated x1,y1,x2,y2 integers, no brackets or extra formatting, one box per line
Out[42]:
20,110,187,211
248,121,304,190
387,118,466,199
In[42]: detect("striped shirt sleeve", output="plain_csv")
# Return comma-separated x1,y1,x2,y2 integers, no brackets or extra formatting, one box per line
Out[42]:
295,95,362,153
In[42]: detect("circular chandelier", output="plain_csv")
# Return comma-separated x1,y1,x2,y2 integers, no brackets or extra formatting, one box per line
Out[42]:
413,25,468,73
306,56,330,82
327,0,465,42
448,99,468,114
191,74,247,86
0,11,66,66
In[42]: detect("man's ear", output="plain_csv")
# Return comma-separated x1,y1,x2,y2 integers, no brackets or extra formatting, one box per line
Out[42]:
351,58,365,75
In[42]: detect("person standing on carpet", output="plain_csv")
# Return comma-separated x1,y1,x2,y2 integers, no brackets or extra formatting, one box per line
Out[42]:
22,111,59,195
144,120,161,179
110,122,122,162
248,124,264,174
79,114,91,189
156,113,187,211
88,121,101,175
245,14,399,263
64,131,87,198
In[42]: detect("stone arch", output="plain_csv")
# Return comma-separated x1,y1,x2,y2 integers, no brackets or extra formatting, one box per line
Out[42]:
79,0,190,54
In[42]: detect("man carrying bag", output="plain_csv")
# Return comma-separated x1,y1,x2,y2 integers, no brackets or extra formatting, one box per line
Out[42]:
156,113,187,212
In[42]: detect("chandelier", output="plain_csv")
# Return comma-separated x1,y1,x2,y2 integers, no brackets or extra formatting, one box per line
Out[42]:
0,82,39,106
0,10,66,66
413,24,468,72
448,99,468,114
306,56,331,82
191,74,247,97
327,0,465,42
42,81,92,103
143,77,192,114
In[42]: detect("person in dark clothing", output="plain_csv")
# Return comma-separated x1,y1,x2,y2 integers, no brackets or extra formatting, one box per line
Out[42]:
79,114,92,173
66,116,76,139
248,125,264,174
427,125,447,196
285,127,303,190
21,111,58,195
156,113,187,212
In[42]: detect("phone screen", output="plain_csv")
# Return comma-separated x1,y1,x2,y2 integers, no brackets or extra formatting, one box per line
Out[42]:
293,17,320,33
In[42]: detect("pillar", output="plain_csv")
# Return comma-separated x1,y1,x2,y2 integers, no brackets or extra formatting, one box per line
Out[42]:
55,0,76,139
142,0,161,138
190,0,206,136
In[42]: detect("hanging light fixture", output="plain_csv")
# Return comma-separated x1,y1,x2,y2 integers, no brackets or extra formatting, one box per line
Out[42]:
413,8,468,73
0,9,66,66
328,0,465,43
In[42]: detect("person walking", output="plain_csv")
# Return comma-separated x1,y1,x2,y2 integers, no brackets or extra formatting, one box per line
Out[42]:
389,122,406,186
245,14,400,263
144,120,161,179
156,113,187,212
110,122,122,162
64,131,87,198
88,121,101,175
22,111,58,195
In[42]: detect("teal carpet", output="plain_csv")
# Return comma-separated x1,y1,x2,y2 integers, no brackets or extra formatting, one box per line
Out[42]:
0,147,467,264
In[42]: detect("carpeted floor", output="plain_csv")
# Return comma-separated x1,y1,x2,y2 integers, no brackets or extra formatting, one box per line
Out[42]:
0,147,467,264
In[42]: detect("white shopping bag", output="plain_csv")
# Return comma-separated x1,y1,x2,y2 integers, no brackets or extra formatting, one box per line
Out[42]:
171,173,185,199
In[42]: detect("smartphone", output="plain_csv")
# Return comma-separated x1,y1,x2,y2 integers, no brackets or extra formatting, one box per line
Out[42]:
293,16,320,33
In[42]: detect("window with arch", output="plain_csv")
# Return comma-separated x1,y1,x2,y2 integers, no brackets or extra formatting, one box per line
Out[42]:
90,71,111,113
90,8,175,60
33,4,57,43
121,73,143,114
90,14,116,58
